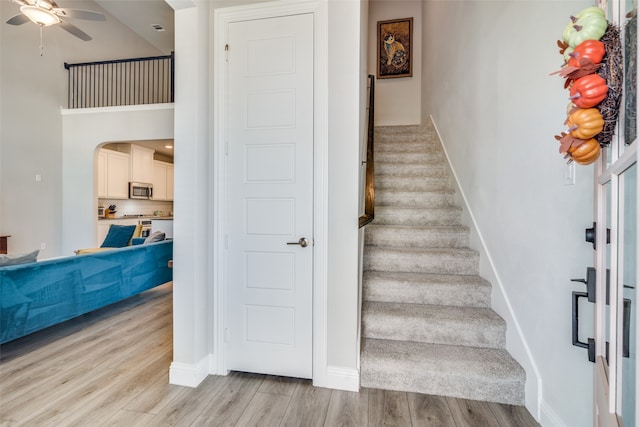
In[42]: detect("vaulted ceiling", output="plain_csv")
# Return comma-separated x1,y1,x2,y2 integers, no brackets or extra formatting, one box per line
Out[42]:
93,0,174,53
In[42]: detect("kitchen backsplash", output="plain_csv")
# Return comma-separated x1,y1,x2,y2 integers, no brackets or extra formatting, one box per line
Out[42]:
99,199,174,217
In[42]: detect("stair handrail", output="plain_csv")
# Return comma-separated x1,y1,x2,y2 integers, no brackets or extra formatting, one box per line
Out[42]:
359,75,375,228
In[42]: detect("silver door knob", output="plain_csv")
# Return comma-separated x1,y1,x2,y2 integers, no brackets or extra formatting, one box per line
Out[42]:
287,237,309,248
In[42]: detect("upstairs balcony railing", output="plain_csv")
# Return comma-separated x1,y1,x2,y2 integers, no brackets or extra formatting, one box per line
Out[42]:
64,53,174,109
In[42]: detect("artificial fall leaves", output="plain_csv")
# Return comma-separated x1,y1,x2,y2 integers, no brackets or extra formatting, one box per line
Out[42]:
551,6,608,165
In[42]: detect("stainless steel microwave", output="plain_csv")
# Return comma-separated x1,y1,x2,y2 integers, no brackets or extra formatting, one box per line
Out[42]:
129,182,153,199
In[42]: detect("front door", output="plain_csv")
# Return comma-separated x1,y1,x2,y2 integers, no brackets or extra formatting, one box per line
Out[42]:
225,13,314,379
593,1,638,425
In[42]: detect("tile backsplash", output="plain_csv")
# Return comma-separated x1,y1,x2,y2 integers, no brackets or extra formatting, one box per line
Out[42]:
99,199,174,217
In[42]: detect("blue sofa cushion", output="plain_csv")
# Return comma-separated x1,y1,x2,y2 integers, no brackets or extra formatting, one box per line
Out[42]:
101,225,136,248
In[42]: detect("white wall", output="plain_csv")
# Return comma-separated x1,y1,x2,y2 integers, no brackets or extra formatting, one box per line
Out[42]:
368,0,422,126
166,0,211,386
0,0,164,258
421,1,595,425
327,0,362,373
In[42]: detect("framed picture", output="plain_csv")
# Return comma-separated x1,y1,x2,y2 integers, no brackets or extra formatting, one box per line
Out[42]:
377,17,413,79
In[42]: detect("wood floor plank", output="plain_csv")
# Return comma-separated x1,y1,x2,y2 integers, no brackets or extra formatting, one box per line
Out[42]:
406,392,456,427
368,389,412,427
234,391,291,427
190,372,264,426
488,402,540,427
324,388,369,427
280,380,332,427
257,374,304,396
15,351,170,427
99,409,156,427
446,397,501,427
150,374,230,426
124,372,187,415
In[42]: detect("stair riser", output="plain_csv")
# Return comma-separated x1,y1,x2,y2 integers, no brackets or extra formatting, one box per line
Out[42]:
363,281,490,307
363,251,478,275
375,192,455,208
362,313,506,349
360,366,524,406
365,229,469,248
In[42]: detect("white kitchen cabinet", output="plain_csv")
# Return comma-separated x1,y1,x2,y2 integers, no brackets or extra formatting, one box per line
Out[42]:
98,149,130,199
130,145,155,184
152,160,174,201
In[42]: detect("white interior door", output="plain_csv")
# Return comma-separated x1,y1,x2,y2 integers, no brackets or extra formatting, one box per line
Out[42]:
593,1,639,425
225,13,314,379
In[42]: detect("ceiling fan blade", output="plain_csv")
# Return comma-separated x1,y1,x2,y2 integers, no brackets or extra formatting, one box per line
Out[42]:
58,21,91,41
55,8,105,21
6,14,30,25
10,0,27,6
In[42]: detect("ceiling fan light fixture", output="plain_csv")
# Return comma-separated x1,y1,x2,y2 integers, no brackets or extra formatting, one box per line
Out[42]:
20,5,60,26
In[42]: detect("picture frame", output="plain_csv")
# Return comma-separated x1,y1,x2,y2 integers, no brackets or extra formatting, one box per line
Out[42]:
377,17,413,79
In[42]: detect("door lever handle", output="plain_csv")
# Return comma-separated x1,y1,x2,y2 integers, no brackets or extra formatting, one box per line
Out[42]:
287,237,309,248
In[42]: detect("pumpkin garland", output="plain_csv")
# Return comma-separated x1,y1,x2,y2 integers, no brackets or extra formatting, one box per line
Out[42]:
551,6,623,166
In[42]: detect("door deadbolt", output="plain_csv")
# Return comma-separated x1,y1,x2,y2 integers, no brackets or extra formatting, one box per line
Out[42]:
287,237,309,248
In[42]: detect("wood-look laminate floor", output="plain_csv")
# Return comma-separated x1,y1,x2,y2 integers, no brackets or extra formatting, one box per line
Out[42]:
0,283,539,427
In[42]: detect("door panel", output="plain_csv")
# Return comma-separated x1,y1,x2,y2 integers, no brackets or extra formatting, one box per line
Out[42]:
620,164,636,423
225,13,314,379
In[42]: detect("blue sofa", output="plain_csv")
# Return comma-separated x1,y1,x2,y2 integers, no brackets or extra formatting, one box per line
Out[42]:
0,240,173,344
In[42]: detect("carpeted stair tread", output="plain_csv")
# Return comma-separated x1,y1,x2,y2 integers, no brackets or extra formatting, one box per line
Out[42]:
364,246,478,275
362,301,506,349
360,339,525,405
375,206,463,226
363,271,491,307
376,175,452,192
375,151,443,164
365,224,469,248
376,162,448,177
375,189,456,208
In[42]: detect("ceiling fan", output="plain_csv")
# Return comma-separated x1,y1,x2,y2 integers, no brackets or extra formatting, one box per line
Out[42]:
6,0,105,41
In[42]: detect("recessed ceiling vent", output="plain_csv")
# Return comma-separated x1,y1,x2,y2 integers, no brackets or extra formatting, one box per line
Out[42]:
152,24,165,32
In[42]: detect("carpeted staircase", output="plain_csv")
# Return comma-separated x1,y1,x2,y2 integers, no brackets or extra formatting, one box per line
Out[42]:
360,124,526,405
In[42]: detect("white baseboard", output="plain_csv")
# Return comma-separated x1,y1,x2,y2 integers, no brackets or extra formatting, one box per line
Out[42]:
169,356,209,387
540,400,568,427
323,365,360,392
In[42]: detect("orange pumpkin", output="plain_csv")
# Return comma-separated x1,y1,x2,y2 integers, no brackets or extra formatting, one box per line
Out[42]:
566,108,604,139
568,138,601,165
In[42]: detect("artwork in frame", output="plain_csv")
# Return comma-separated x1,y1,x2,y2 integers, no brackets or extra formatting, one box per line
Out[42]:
377,17,413,79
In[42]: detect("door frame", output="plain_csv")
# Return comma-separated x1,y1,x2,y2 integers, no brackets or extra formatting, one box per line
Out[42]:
211,0,328,385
